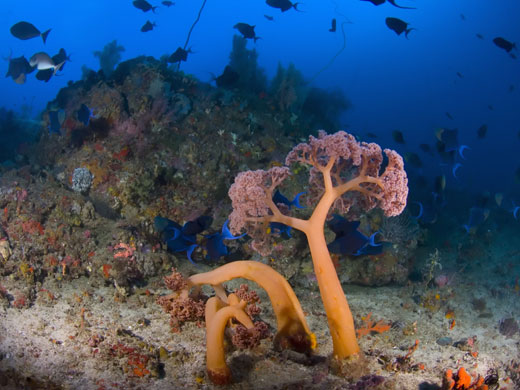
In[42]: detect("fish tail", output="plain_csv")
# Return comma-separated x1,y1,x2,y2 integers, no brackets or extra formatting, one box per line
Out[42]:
53,61,65,75
152,6,158,13
293,2,302,11
405,28,415,39
41,29,51,45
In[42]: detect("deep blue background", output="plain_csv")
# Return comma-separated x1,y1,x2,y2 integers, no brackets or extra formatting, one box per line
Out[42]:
1,0,519,201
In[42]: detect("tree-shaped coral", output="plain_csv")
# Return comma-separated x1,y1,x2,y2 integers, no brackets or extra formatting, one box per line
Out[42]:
228,130,408,366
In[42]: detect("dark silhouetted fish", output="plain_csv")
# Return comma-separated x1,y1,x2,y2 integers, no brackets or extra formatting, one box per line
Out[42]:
404,152,422,168
29,52,64,74
167,47,191,63
419,143,432,154
460,14,465,21
366,132,377,138
36,69,53,82
327,215,383,256
463,207,489,233
215,66,239,88
10,21,51,44
435,128,470,159
77,104,95,126
477,124,487,139
266,0,300,12
35,48,70,83
133,0,158,13
5,55,35,84
141,20,156,32
385,17,415,38
329,18,337,32
445,112,454,120
493,37,515,53
361,0,415,9
488,104,494,111
361,0,385,5
456,72,463,78
264,14,274,21
203,220,245,261
234,23,260,42
162,1,174,6
476,33,484,40
392,130,405,144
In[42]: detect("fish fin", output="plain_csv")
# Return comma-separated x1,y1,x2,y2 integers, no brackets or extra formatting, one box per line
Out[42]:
513,206,519,220
452,163,462,179
53,61,65,75
292,191,306,209
293,2,303,11
368,231,382,247
221,220,246,240
405,28,416,39
41,29,51,45
152,6,158,13
412,201,423,220
458,145,470,159
388,0,416,9
186,244,198,265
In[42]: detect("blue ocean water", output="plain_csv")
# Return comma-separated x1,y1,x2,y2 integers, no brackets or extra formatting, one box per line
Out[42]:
2,0,519,198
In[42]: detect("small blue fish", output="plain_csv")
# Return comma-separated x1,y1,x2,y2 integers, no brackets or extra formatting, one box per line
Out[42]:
203,220,245,260
452,162,463,179
273,190,305,209
436,128,470,159
154,215,212,264
463,207,490,233
76,104,95,126
327,215,383,256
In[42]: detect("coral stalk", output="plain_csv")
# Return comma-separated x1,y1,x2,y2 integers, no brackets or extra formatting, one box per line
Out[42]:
205,295,253,385
187,260,315,352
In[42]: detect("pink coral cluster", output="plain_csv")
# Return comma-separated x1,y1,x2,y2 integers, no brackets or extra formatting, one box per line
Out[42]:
228,130,409,255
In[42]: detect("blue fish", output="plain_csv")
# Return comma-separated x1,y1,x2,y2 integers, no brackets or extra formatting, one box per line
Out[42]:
154,215,212,264
76,104,95,126
327,215,383,256
273,190,305,209
48,110,62,135
463,207,490,233
435,128,470,159
203,220,245,260
269,221,292,238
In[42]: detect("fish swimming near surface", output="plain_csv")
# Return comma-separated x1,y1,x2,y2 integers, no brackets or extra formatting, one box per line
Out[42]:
162,1,174,6
215,65,239,88
141,20,156,32
477,124,487,139
10,21,51,44
266,0,301,12
264,14,274,21
5,55,35,84
329,18,337,32
392,130,405,144
233,23,260,42
361,0,415,9
463,207,490,233
385,17,415,38
133,0,158,13
167,47,191,63
35,48,71,82
493,37,516,53
327,215,383,256
29,52,64,74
